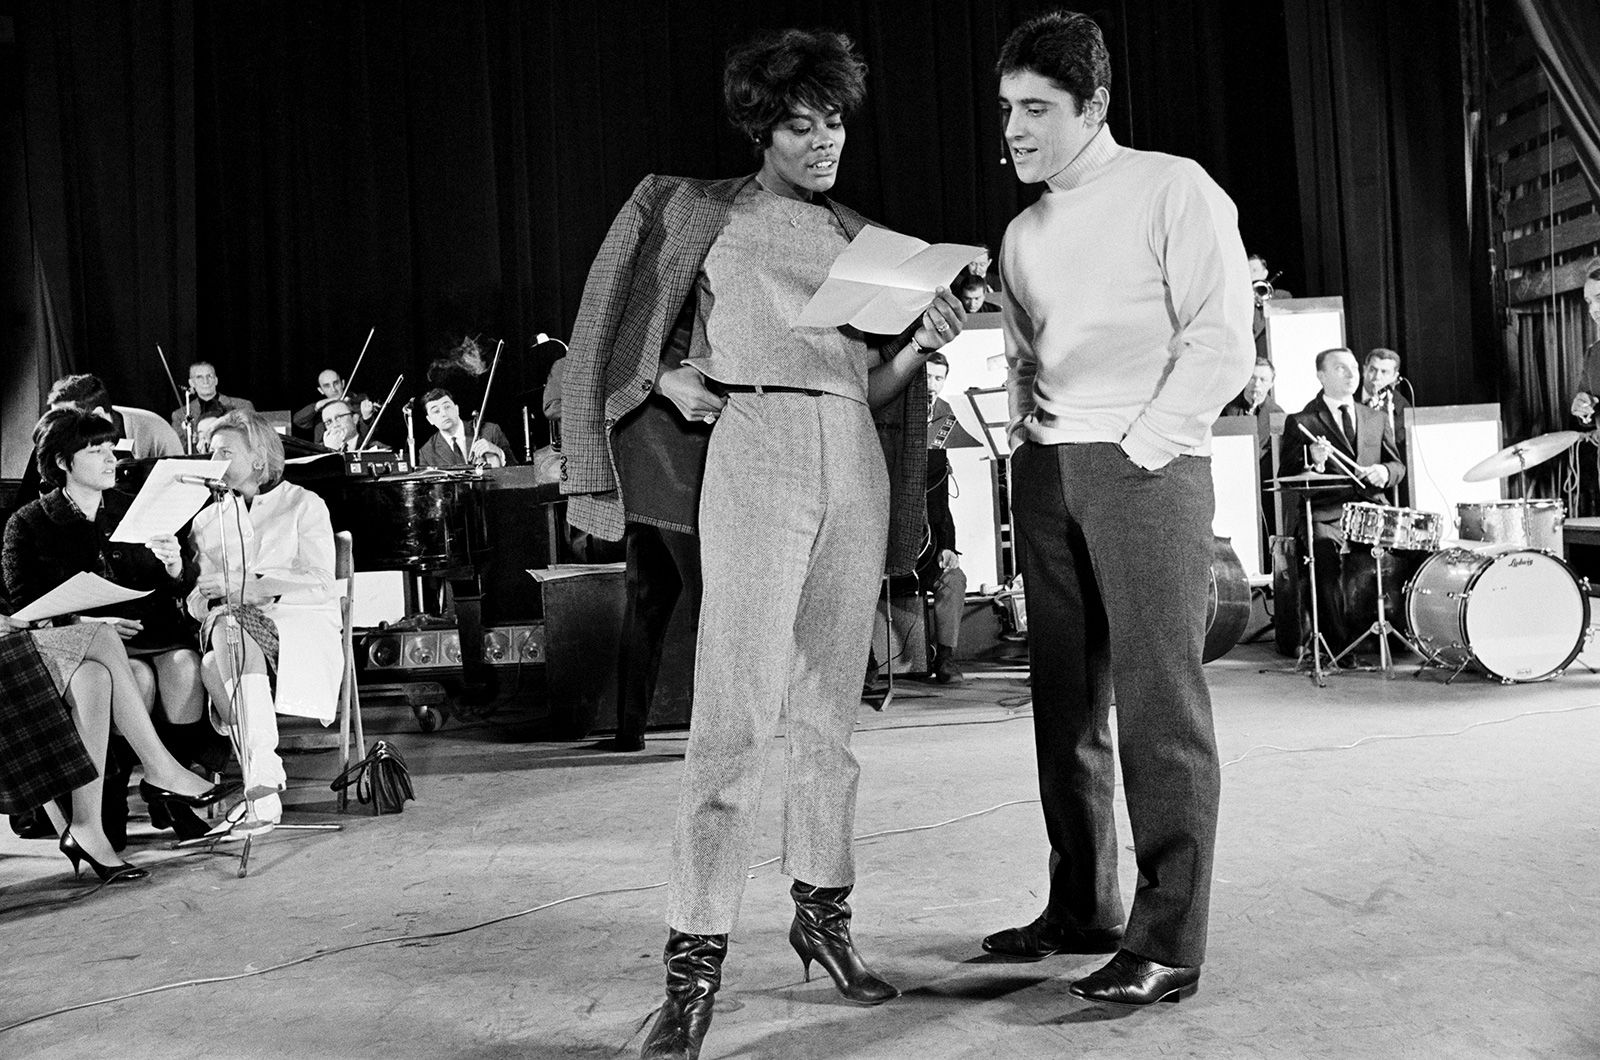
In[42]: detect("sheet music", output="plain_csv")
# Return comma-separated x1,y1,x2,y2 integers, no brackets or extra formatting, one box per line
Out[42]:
796,226,984,334
109,458,231,542
526,564,626,583
13,571,151,623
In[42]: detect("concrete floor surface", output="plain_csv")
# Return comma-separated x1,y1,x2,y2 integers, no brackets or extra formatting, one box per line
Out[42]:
2,644,1598,1059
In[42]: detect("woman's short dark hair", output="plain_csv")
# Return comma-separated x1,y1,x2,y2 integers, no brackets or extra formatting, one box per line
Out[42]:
34,406,118,489
724,29,868,152
997,11,1111,112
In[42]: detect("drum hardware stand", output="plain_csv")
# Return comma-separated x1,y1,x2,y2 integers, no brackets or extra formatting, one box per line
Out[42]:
1328,543,1422,679
1262,489,1339,687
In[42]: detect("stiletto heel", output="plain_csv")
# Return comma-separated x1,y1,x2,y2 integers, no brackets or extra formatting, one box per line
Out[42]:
58,829,149,883
789,880,898,1005
138,778,240,809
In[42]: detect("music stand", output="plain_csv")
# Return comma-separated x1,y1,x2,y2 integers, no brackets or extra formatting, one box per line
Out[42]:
1265,472,1348,687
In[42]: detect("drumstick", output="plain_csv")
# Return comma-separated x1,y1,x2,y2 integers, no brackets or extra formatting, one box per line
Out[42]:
358,374,404,450
341,327,377,399
1295,423,1368,486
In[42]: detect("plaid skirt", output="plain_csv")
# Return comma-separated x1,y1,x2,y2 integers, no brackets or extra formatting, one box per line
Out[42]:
200,603,281,675
0,632,99,814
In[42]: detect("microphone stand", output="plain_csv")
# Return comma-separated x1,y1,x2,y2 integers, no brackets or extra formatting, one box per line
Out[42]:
401,401,417,469
181,385,198,455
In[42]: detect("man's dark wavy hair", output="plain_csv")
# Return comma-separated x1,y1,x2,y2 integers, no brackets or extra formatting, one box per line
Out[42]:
996,10,1111,112
724,29,868,153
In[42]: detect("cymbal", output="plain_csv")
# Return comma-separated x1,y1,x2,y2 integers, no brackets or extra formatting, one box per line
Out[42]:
1462,431,1583,482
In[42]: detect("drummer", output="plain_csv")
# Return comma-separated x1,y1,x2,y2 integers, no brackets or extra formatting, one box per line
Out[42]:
1567,257,1600,425
1280,348,1406,649
416,388,515,469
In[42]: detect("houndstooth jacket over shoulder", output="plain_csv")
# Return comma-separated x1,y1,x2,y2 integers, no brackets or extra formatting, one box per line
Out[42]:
559,173,927,575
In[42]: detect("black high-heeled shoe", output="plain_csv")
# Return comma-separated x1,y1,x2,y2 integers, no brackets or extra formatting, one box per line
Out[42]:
146,798,212,841
59,829,149,883
138,778,240,809
789,880,898,1005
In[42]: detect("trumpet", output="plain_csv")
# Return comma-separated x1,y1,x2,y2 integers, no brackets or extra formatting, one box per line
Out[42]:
1252,269,1283,308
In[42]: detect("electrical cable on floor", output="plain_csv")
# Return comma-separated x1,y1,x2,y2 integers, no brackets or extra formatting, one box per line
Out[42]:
2,698,1596,1036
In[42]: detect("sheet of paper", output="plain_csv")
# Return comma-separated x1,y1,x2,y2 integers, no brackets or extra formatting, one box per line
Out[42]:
796,226,984,334
525,563,626,583
110,458,231,542
13,571,151,623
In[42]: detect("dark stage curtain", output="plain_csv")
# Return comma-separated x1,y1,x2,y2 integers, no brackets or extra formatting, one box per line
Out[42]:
8,0,1304,435
1513,0,1600,201
12,0,197,429
1283,0,1497,410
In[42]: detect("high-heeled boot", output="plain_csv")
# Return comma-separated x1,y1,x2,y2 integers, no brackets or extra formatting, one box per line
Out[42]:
789,880,899,1005
230,674,285,824
639,930,727,1060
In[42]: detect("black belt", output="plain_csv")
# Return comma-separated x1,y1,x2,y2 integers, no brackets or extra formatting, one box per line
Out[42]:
719,384,825,397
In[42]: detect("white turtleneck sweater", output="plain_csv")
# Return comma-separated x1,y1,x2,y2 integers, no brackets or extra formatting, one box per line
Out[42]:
1001,127,1254,468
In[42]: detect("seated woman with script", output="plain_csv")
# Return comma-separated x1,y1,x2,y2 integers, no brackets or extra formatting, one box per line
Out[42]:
4,407,225,839
186,410,342,828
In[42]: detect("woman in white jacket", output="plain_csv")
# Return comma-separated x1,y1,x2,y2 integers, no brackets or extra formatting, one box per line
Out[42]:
187,410,342,826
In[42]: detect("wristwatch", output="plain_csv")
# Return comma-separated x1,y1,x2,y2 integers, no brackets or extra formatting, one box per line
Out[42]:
907,337,932,358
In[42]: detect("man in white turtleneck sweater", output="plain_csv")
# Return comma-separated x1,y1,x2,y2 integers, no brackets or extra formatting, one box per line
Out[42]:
977,12,1254,1010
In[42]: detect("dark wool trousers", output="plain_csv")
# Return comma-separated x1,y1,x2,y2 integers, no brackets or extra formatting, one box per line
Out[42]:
615,522,702,745
1011,441,1221,967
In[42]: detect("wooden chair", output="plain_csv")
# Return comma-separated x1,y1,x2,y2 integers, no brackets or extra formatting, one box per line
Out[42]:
279,530,365,811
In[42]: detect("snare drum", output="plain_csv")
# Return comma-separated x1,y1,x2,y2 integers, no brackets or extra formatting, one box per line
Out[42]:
1404,545,1588,682
1456,499,1564,552
1340,502,1443,551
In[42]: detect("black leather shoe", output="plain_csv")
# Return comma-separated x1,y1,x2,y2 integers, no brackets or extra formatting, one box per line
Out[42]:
981,914,1123,960
1068,949,1200,1006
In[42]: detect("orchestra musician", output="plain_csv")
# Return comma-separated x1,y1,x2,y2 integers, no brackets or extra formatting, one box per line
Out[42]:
319,399,390,454
187,410,343,828
5,408,219,835
1356,347,1409,433
170,361,255,444
416,388,512,468
292,369,374,446
1279,347,1406,650
955,273,1000,314
1248,253,1292,362
560,28,964,1058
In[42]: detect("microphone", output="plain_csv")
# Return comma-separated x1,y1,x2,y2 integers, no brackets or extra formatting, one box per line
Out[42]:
175,473,231,492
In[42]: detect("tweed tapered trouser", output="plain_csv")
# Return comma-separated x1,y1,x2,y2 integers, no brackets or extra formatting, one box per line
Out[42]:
666,391,888,934
1011,441,1221,967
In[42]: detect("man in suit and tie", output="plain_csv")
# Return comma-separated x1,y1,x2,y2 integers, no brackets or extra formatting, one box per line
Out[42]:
1356,347,1410,440
1280,347,1405,649
416,387,512,468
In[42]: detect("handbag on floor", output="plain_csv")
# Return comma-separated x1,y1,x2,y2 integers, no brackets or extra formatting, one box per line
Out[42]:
330,740,414,815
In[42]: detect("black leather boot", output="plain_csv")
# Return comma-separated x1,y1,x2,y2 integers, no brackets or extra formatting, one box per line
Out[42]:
788,880,899,1005
640,929,727,1060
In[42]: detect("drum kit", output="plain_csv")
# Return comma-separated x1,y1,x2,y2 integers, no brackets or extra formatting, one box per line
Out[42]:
1273,430,1592,686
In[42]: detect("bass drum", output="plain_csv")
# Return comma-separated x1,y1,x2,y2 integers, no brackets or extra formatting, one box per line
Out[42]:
1405,545,1588,682
1204,536,1251,662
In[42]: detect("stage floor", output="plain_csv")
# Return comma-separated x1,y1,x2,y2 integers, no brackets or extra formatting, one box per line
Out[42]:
2,641,1597,1059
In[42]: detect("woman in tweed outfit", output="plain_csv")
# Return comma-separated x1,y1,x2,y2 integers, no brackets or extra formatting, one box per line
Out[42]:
561,28,966,1060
